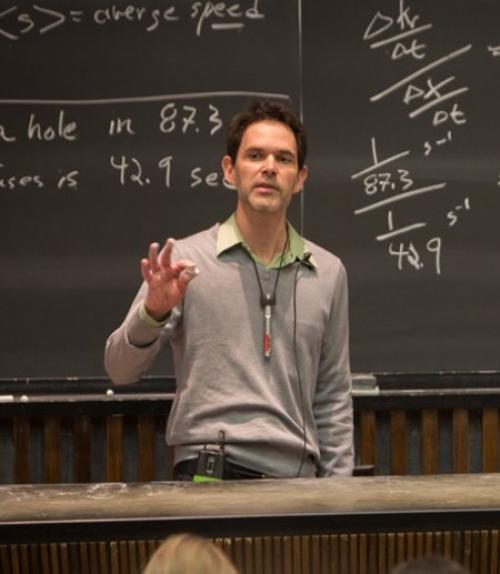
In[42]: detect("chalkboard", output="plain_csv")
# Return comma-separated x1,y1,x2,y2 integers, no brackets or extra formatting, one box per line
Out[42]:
302,0,500,372
1,0,500,377
0,0,301,377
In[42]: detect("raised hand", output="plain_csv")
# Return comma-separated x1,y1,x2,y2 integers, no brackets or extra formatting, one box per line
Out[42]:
140,238,199,321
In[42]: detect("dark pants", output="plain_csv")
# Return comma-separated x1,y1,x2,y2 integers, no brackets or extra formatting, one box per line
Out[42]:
173,457,269,481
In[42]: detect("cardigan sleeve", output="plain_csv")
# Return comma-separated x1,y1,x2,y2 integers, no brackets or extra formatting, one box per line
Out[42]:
104,281,180,385
312,262,354,476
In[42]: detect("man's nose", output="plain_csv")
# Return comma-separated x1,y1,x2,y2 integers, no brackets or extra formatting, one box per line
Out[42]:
261,155,277,175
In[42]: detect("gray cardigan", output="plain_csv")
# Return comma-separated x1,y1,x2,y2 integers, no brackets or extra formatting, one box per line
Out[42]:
105,223,354,477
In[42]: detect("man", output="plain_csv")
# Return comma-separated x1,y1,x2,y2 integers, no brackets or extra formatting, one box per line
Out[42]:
105,101,353,480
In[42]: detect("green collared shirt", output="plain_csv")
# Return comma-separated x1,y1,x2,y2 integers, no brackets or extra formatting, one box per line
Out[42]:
217,213,316,269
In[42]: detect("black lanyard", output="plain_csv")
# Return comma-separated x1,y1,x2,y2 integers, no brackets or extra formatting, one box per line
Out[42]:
247,230,290,358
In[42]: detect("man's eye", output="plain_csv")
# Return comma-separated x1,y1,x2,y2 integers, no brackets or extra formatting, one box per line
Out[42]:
278,155,293,164
248,152,261,160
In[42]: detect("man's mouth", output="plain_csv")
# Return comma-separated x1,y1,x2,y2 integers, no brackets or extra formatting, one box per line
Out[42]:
253,182,279,192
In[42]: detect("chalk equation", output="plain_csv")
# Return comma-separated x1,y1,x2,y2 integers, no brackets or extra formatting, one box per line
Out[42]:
354,1,476,275
0,1,264,39
352,138,471,275
0,91,288,192
363,0,470,158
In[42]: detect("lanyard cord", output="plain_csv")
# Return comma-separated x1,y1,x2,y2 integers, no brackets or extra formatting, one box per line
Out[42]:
249,232,289,306
246,228,290,357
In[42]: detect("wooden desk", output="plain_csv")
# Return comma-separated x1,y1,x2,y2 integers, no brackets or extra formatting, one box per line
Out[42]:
1,474,500,573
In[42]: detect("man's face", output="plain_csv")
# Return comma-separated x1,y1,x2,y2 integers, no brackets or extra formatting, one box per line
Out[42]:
222,120,308,215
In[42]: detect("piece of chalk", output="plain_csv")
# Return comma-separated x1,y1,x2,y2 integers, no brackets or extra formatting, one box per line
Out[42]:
106,389,114,396
20,395,29,402
0,395,14,402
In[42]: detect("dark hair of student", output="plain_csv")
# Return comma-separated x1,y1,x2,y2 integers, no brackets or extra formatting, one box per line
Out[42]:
391,555,471,574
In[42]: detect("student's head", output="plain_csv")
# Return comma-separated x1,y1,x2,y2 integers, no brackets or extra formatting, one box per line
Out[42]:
142,533,238,574
225,101,307,170
391,555,471,574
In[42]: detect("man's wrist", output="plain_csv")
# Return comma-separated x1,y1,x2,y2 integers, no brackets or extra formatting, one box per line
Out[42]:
139,302,171,326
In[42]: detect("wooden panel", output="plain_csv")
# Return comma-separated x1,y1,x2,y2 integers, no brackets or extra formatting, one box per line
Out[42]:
49,542,60,574
390,410,407,475
331,534,340,574
18,544,29,574
232,537,245,574
368,534,377,574
310,535,320,574
99,541,111,574
443,532,453,559
482,408,499,473
43,418,61,484
452,531,462,564
30,544,41,574
106,416,124,482
128,541,139,574
396,532,406,564
118,541,128,574
13,418,30,484
350,533,359,574
378,533,386,574
136,541,147,574
21,531,457,574
245,536,255,574
137,416,155,482
0,546,10,574
9,546,20,574
340,533,350,574
298,536,309,574
40,543,50,574
480,530,489,574
319,534,332,574
292,536,302,574
264,537,274,574
358,534,368,574
359,411,376,468
387,533,396,572
73,417,92,483
59,543,71,574
421,410,439,474
490,530,499,574
77,542,87,574
472,530,481,574
463,531,473,570
110,541,120,574
452,409,470,473
273,537,284,574
3,403,500,486
405,532,415,562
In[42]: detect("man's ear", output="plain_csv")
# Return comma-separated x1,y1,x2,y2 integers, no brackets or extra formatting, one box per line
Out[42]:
221,155,235,185
294,164,308,194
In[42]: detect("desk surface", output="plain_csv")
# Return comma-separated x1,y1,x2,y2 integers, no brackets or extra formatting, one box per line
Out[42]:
2,474,500,541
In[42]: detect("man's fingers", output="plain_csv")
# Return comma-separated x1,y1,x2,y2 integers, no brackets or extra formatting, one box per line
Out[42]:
140,258,152,283
142,240,198,293
158,238,175,269
148,242,161,273
177,265,200,291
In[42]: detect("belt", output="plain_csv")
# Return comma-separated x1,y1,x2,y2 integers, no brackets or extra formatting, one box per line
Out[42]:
173,457,269,481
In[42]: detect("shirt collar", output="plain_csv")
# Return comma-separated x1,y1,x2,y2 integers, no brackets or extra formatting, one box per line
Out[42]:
217,213,317,269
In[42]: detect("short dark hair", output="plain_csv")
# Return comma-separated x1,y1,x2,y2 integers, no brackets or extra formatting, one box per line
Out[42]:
225,100,307,169
391,556,471,574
